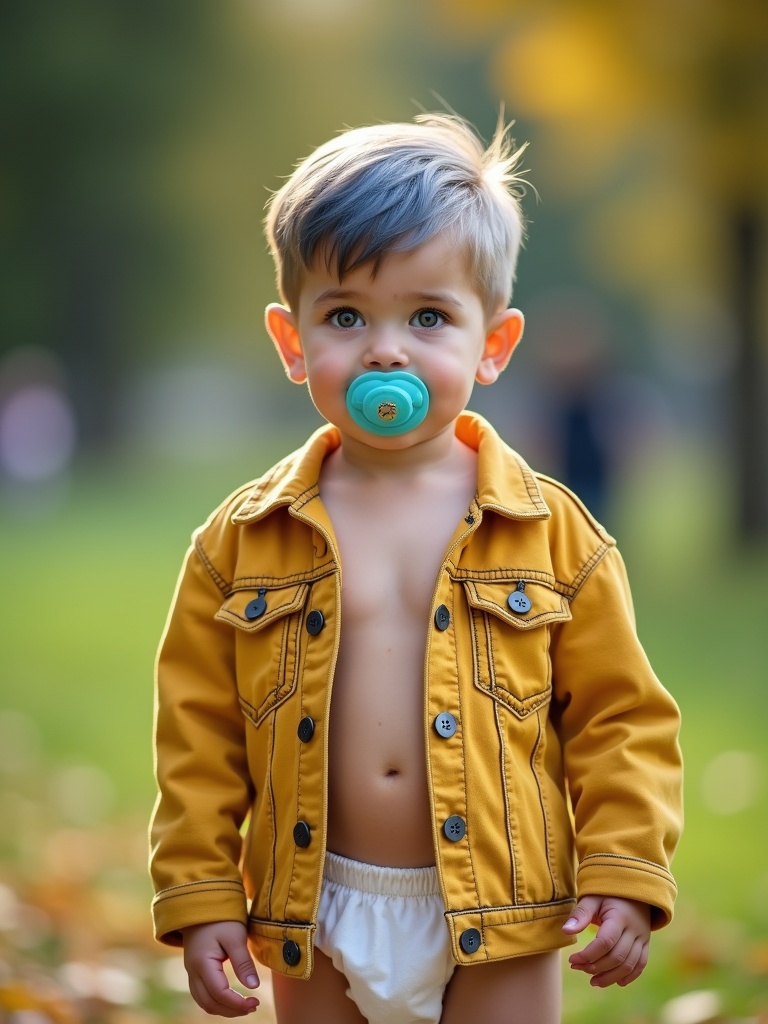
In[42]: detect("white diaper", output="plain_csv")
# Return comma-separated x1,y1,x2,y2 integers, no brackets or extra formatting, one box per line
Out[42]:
315,851,455,1024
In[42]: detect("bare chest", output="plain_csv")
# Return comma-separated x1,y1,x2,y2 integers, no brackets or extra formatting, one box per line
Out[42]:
316,450,478,865
327,492,470,625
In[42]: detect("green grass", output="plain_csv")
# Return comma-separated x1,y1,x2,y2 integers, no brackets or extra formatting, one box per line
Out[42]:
1,436,766,1022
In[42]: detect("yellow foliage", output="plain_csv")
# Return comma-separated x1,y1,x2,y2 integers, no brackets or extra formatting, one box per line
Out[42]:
492,11,649,121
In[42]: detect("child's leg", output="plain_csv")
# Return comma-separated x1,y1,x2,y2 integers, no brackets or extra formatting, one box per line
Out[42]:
440,950,561,1024
271,948,366,1024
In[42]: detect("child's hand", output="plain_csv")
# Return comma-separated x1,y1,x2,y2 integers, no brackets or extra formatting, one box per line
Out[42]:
181,920,260,1016
562,895,651,988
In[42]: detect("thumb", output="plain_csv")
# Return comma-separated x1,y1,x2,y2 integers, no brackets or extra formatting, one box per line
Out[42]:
223,937,260,991
562,895,603,934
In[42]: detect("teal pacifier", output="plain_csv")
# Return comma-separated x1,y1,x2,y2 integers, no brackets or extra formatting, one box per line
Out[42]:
346,371,430,436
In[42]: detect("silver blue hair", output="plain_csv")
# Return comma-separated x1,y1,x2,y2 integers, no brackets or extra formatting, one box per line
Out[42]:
265,114,528,314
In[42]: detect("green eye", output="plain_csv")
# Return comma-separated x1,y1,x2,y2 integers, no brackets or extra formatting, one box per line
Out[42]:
412,309,443,329
330,309,362,329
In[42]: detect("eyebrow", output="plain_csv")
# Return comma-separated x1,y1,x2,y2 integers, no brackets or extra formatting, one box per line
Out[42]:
312,288,466,308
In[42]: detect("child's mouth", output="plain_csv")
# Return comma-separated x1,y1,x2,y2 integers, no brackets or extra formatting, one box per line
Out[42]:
346,371,430,436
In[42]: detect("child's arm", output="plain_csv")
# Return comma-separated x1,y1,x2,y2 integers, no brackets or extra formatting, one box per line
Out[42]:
562,895,651,988
151,534,254,945
181,921,260,1016
551,545,683,928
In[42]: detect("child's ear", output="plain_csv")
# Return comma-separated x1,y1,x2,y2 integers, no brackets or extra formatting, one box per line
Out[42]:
475,308,524,385
265,303,307,383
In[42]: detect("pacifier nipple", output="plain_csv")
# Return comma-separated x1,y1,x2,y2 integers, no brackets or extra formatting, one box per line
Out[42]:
346,371,430,436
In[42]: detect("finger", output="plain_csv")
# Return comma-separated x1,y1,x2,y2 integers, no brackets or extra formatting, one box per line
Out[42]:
189,975,256,1018
562,896,603,936
617,940,649,988
568,918,622,967
576,929,634,978
191,962,259,1017
589,937,648,989
223,939,260,992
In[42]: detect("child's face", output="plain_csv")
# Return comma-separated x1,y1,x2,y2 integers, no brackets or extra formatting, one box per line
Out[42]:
266,233,523,451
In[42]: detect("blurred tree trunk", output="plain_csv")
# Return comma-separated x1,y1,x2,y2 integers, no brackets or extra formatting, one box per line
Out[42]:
57,226,126,451
731,207,768,540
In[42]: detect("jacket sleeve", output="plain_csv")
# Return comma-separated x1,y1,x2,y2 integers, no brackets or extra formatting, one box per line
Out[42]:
150,534,253,945
550,545,683,928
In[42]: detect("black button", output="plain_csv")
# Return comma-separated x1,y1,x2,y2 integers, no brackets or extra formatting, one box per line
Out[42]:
433,712,457,738
293,821,311,847
459,928,482,954
244,594,267,620
434,605,450,631
306,610,325,635
297,716,315,743
282,939,301,967
443,815,466,841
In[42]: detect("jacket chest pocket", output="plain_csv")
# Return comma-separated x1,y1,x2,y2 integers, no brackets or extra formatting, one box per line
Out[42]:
463,579,572,719
215,582,311,727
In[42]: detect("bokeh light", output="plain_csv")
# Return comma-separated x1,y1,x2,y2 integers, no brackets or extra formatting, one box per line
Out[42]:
701,750,763,816
0,384,76,481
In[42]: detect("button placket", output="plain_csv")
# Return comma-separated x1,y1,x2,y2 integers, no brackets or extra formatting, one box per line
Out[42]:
431,583,468,905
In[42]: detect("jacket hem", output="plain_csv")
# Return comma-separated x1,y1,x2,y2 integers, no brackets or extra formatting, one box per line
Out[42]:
248,917,316,980
445,900,578,964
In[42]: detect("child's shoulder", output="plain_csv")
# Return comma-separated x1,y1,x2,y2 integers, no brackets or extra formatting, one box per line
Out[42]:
182,444,317,590
482,416,613,547
469,413,616,588
523,468,617,596
199,441,315,529
192,424,336,545
534,471,614,544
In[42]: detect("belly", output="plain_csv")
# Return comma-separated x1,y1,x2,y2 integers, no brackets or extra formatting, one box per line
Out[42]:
325,625,435,867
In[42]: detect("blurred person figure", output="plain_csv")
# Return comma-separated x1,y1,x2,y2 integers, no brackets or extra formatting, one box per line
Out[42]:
534,294,616,525
551,336,611,523
149,114,683,1024
523,290,667,529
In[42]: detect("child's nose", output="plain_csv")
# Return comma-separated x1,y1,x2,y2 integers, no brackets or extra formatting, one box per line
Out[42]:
362,329,409,370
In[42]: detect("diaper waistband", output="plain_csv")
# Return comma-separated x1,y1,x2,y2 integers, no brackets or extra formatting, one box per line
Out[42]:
323,850,440,898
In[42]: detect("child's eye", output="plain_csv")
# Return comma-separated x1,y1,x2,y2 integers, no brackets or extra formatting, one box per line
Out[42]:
410,308,446,329
327,308,364,329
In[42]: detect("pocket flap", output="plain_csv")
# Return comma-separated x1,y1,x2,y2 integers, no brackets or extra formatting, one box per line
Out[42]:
215,583,310,632
463,579,572,630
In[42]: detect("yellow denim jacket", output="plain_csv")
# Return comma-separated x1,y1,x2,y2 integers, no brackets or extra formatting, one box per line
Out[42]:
150,411,682,978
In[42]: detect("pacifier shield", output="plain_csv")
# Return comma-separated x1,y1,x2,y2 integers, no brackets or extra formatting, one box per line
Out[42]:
346,371,430,436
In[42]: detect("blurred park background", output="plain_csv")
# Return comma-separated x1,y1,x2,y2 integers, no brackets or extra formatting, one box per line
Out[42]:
1,1,767,1021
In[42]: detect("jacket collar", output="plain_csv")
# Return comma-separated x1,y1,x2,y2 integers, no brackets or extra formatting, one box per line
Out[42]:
231,410,550,524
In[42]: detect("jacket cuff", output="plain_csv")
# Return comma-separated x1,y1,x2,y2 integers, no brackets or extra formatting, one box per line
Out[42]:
152,879,248,946
576,854,677,930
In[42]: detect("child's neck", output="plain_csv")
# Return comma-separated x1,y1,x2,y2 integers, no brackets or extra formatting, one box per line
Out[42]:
330,423,470,483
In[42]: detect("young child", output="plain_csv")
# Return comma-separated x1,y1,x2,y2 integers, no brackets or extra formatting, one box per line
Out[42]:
150,114,683,1023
